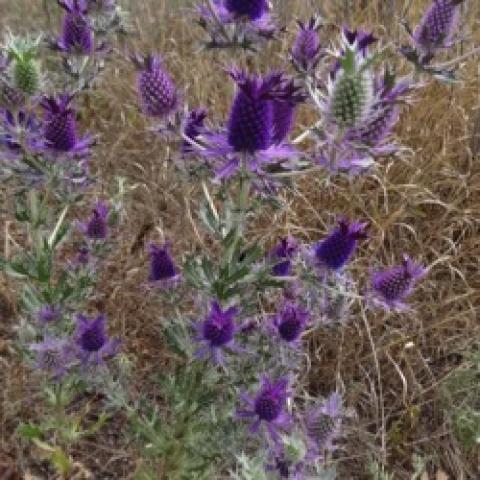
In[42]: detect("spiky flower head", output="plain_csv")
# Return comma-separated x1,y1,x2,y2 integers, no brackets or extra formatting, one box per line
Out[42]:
181,108,207,154
38,305,62,324
224,0,268,20
0,52,25,109
40,94,91,154
292,17,322,71
305,392,344,454
29,335,72,380
371,255,426,311
147,242,179,284
79,200,109,239
132,53,178,118
56,0,94,55
413,0,464,54
314,218,368,271
5,33,42,95
75,313,119,365
194,301,240,364
272,301,309,344
237,376,291,442
270,236,298,277
345,71,411,147
327,30,376,129
227,69,296,153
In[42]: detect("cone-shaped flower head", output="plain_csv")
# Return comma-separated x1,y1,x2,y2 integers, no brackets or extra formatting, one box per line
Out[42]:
181,108,207,154
38,305,62,324
292,17,322,71
270,236,298,276
57,0,94,54
132,54,178,118
79,201,109,239
75,313,119,364
40,94,80,152
273,301,309,344
30,335,72,380
194,301,239,364
0,53,25,109
346,70,411,147
224,0,268,20
5,34,41,95
371,255,426,310
305,392,344,453
237,376,291,442
413,0,464,54
227,69,299,153
147,242,179,284
314,218,368,270
327,30,375,129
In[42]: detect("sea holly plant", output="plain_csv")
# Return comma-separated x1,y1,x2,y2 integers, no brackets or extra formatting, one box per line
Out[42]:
4,183,128,477
399,0,478,82
195,0,278,51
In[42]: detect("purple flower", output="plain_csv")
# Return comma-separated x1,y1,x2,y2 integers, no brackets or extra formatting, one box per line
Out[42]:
270,237,298,277
237,376,292,443
224,0,268,20
38,305,62,324
181,108,207,154
198,70,300,179
75,313,119,365
305,392,344,455
56,0,94,55
30,335,72,380
194,301,240,364
40,94,93,155
132,54,178,119
342,27,377,54
78,201,109,240
413,0,463,56
0,109,40,158
292,17,322,71
272,301,309,344
314,219,368,271
147,242,179,284
371,255,426,311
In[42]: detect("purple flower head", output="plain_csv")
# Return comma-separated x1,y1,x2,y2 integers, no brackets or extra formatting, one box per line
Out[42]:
147,242,179,284
132,54,178,119
181,108,207,154
224,0,268,20
371,255,426,311
30,335,72,380
38,305,62,324
227,69,284,153
40,94,92,155
237,376,292,443
75,313,119,365
79,201,109,240
314,219,368,271
75,245,90,265
194,301,240,364
270,236,298,277
56,0,94,55
272,301,309,344
413,0,464,55
305,392,344,454
292,17,322,71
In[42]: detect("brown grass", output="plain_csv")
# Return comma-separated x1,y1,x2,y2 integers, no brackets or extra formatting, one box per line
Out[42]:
1,0,480,478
